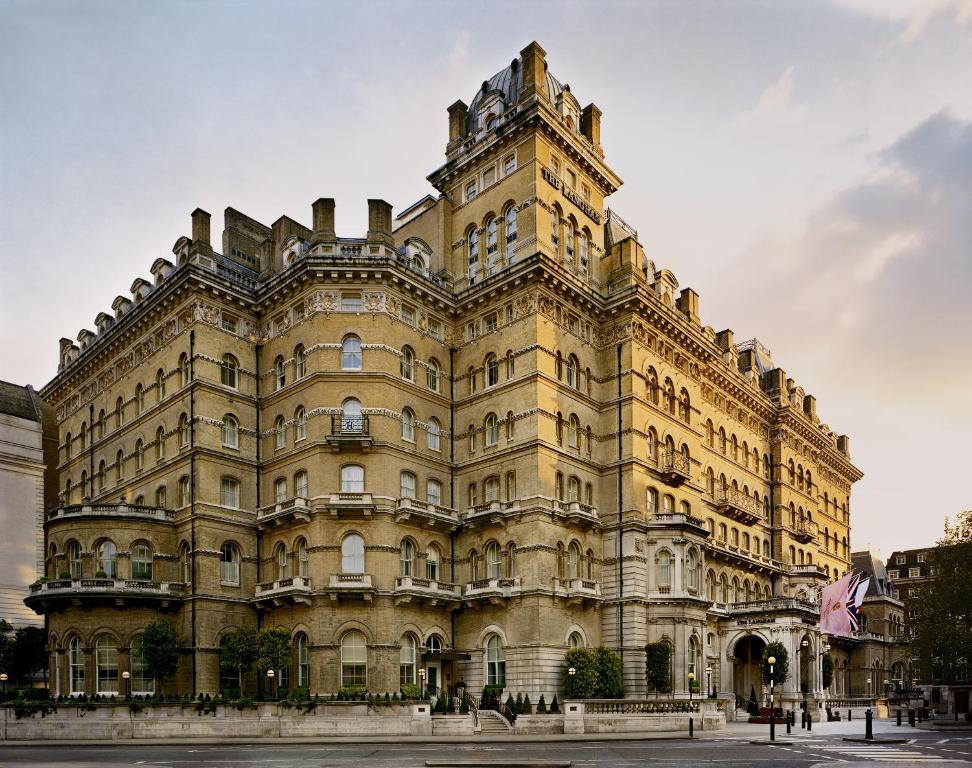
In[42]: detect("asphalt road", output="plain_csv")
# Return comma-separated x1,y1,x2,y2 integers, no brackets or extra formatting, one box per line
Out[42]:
1,728,970,767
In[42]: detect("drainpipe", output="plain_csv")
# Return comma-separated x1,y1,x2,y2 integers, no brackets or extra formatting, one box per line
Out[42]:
448,346,459,684
88,403,94,499
254,342,262,697
189,330,197,696
616,343,624,670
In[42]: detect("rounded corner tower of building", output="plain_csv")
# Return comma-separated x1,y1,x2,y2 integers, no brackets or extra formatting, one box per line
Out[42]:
32,41,894,709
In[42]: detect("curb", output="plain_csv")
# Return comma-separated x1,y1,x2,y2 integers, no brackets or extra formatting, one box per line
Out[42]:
842,737,909,744
748,740,794,745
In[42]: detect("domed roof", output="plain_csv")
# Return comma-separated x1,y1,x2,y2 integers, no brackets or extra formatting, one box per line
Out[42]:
467,57,564,132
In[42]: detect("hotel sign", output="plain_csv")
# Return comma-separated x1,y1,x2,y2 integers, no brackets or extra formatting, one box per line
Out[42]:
542,167,602,225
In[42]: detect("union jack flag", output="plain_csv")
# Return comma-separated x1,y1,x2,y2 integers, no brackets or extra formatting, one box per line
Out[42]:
820,571,870,635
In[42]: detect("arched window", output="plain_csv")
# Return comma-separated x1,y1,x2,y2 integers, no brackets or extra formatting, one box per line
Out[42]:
399,633,417,686
130,636,154,696
505,471,516,501
221,543,240,584
156,369,166,402
467,227,480,282
485,354,499,387
662,493,674,515
96,636,118,694
567,475,580,502
295,469,308,499
507,411,515,441
97,458,106,493
647,487,659,516
67,540,82,579
135,385,144,415
567,414,579,448
679,389,691,424
485,217,498,274
275,477,287,503
719,428,727,454
341,398,362,434
69,636,85,695
400,346,415,381
687,636,698,679
342,534,364,573
706,570,716,601
97,540,116,578
664,380,676,415
550,207,560,254
221,415,238,448
719,574,729,603
296,537,308,578
564,219,575,264
567,541,581,579
275,356,286,390
294,407,307,441
132,542,152,580
485,634,506,686
115,449,124,483
274,416,285,449
505,205,517,263
657,550,671,588
401,408,415,441
296,633,309,688
427,359,440,392
578,229,589,272
342,336,362,370
153,425,165,461
568,631,585,648
467,366,477,394
506,350,515,378
340,630,367,688
399,539,415,577
294,345,306,380
276,542,288,580
179,413,190,448
484,413,499,446
646,368,659,405
220,476,240,508
179,353,190,387
566,355,578,388
427,417,441,451
220,355,238,389
181,542,191,584
115,397,124,429
485,542,502,579
400,471,416,499
341,464,364,493
426,544,440,581
686,549,699,591
646,427,658,462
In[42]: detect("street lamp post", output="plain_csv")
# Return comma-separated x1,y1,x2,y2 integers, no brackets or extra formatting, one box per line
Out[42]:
419,668,427,700
688,672,695,705
122,670,130,701
266,668,275,701
705,665,713,699
768,655,777,742
0,672,7,699
567,666,576,697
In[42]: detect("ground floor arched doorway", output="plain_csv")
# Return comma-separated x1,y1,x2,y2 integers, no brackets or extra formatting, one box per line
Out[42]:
733,634,766,709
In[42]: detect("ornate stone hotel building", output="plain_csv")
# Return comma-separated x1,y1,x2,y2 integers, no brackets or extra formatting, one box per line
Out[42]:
28,42,893,706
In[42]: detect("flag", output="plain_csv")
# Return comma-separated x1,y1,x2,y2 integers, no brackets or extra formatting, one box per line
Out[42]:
820,572,871,635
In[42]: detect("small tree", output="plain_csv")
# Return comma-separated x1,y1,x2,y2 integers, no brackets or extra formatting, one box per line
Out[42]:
761,641,790,687
594,647,624,698
645,642,671,696
822,654,834,689
522,693,532,714
219,628,258,695
138,619,182,696
562,648,598,698
256,628,291,698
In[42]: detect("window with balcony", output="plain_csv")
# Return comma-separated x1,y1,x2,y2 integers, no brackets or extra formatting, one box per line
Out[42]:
341,464,364,493
342,534,364,574
295,470,308,499
427,479,442,507
131,542,152,580
400,471,416,499
276,543,289,580
97,540,116,578
296,538,308,578
426,544,440,581
400,539,415,577
275,477,287,504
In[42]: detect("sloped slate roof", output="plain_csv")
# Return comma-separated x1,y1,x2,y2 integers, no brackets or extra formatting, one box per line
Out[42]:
0,380,41,422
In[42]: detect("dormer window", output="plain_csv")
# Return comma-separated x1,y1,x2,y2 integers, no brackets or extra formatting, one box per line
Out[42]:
485,114,497,130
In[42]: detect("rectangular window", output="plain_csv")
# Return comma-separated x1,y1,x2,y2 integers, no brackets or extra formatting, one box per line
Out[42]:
400,304,415,326
916,553,926,563
896,555,906,565
292,303,304,323
567,168,576,189
581,183,591,201
427,480,442,506
504,303,514,324
888,570,898,580
503,153,516,175
427,318,443,340
483,312,498,334
221,314,238,333
220,478,240,508
909,567,920,578
551,156,561,175
465,179,477,202
465,321,478,342
341,293,363,312
483,166,496,188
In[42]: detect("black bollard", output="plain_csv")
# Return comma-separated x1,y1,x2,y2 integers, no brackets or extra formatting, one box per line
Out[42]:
801,710,806,728
786,712,792,734
909,708,916,727
865,708,873,740
897,708,902,726
848,708,852,721
807,710,812,731
770,711,776,742
689,716,694,738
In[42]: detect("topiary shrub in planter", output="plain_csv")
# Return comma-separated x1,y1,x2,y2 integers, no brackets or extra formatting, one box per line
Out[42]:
400,683,422,700
521,693,532,714
550,695,560,713
536,694,547,714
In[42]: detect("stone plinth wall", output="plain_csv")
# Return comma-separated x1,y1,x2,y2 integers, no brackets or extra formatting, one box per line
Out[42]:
513,715,565,734
0,703,432,741
430,714,476,735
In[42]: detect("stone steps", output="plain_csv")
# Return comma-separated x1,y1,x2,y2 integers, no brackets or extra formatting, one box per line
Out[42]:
477,711,512,733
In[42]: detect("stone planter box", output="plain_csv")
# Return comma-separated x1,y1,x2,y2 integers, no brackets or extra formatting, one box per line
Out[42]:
431,713,475,735
514,714,564,734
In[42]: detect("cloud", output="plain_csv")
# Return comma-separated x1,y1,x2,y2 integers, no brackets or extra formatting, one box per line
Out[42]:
736,65,807,128
833,0,972,42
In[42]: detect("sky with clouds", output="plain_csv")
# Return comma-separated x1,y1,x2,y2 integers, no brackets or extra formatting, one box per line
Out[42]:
0,0,969,582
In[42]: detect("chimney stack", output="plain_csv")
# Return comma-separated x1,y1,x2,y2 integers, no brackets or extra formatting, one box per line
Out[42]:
519,41,547,103
448,100,469,144
837,435,850,457
581,103,602,152
312,198,336,242
803,394,818,423
189,208,213,264
677,288,700,325
366,199,394,248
